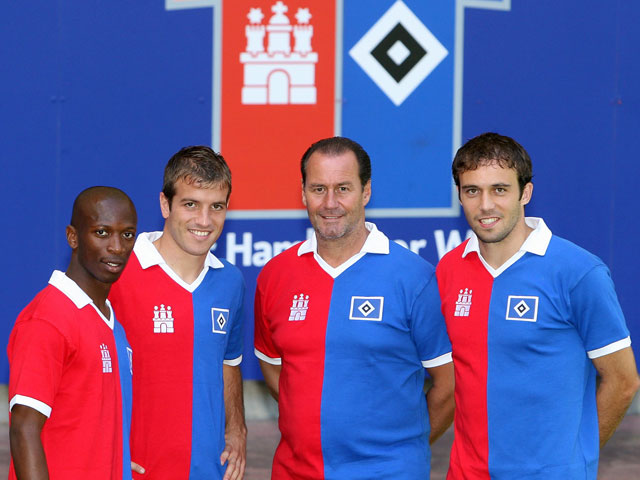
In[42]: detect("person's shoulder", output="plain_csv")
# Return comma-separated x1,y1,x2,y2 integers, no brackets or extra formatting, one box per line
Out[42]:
14,284,76,333
262,241,306,270
436,240,469,272
545,235,604,270
215,257,246,283
387,240,436,274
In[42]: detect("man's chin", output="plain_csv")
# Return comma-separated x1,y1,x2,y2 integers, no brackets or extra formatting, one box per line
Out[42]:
316,228,346,241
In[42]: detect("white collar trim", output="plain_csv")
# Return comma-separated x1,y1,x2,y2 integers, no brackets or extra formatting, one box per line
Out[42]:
297,222,389,278
133,232,224,292
48,270,114,330
462,217,552,278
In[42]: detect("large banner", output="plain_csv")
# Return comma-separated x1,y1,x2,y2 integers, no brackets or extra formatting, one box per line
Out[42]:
164,0,510,377
2,1,639,381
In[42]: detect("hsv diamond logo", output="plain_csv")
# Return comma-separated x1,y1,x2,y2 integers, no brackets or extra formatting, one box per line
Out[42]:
349,296,384,322
165,0,511,218
212,308,230,334
349,1,448,106
506,296,539,322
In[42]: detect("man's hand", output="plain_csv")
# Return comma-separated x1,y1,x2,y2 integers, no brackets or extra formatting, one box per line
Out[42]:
131,461,145,475
220,427,247,480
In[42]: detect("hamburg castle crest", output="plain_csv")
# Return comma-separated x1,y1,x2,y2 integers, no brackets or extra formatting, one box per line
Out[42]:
241,1,317,105
454,288,472,317
289,293,310,321
153,304,175,333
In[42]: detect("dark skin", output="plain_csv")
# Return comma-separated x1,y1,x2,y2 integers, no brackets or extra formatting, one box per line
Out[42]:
9,187,141,479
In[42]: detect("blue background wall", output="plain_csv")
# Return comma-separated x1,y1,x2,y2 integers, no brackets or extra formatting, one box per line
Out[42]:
2,1,638,381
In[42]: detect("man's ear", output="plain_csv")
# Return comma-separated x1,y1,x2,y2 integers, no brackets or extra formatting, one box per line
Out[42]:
66,225,78,249
521,182,533,206
159,192,171,219
362,180,371,207
301,180,307,207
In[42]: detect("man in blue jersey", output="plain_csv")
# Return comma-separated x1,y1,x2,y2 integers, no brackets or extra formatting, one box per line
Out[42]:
437,132,640,479
110,146,246,480
255,136,455,479
8,186,143,479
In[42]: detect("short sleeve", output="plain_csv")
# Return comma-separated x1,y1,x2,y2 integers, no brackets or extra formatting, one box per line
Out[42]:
8,319,70,417
224,276,245,366
570,264,630,358
411,273,452,368
253,279,281,365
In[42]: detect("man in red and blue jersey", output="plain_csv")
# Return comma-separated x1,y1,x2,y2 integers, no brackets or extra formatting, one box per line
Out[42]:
437,132,640,479
254,136,455,479
110,146,246,480
8,186,139,480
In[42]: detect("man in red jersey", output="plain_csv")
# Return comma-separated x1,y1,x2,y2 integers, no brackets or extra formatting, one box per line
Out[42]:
110,146,246,480
8,186,140,480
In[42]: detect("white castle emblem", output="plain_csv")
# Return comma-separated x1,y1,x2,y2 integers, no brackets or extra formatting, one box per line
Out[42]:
100,344,113,373
289,293,309,321
240,1,318,105
153,304,175,333
454,288,473,317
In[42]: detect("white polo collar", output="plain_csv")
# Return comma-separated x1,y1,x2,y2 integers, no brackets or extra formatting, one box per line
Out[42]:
48,270,114,329
133,232,224,292
297,222,389,278
462,217,552,277
134,231,224,270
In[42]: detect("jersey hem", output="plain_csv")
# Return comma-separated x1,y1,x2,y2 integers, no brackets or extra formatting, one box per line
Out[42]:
223,355,243,366
587,337,631,359
422,352,453,368
9,394,52,417
254,348,282,365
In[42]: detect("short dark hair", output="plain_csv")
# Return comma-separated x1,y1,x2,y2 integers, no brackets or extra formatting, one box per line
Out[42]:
71,186,136,227
162,146,232,204
452,132,533,196
300,136,371,188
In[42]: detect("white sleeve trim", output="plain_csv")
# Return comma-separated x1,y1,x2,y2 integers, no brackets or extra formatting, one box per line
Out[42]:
587,337,631,359
422,352,453,368
9,395,52,418
223,355,243,366
254,348,282,365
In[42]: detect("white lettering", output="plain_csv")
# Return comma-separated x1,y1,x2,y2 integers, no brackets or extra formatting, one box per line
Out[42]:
252,241,273,267
434,229,472,259
409,239,427,255
225,233,304,267
394,238,428,255
226,232,253,266
273,241,296,256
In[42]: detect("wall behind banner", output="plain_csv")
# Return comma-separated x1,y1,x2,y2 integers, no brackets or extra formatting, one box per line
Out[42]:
2,1,639,381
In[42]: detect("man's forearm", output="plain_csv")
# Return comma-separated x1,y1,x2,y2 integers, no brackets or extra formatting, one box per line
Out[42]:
593,347,640,447
10,406,49,480
597,374,639,447
223,365,247,437
425,362,455,444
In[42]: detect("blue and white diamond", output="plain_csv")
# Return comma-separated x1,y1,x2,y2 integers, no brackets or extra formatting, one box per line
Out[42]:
349,0,448,106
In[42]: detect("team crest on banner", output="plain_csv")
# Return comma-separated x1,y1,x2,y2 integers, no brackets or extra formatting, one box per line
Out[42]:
165,0,511,218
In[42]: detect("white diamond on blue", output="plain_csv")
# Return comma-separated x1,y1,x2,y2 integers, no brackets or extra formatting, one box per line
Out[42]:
514,300,530,317
388,41,411,65
349,0,448,106
358,300,375,317
211,307,229,334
